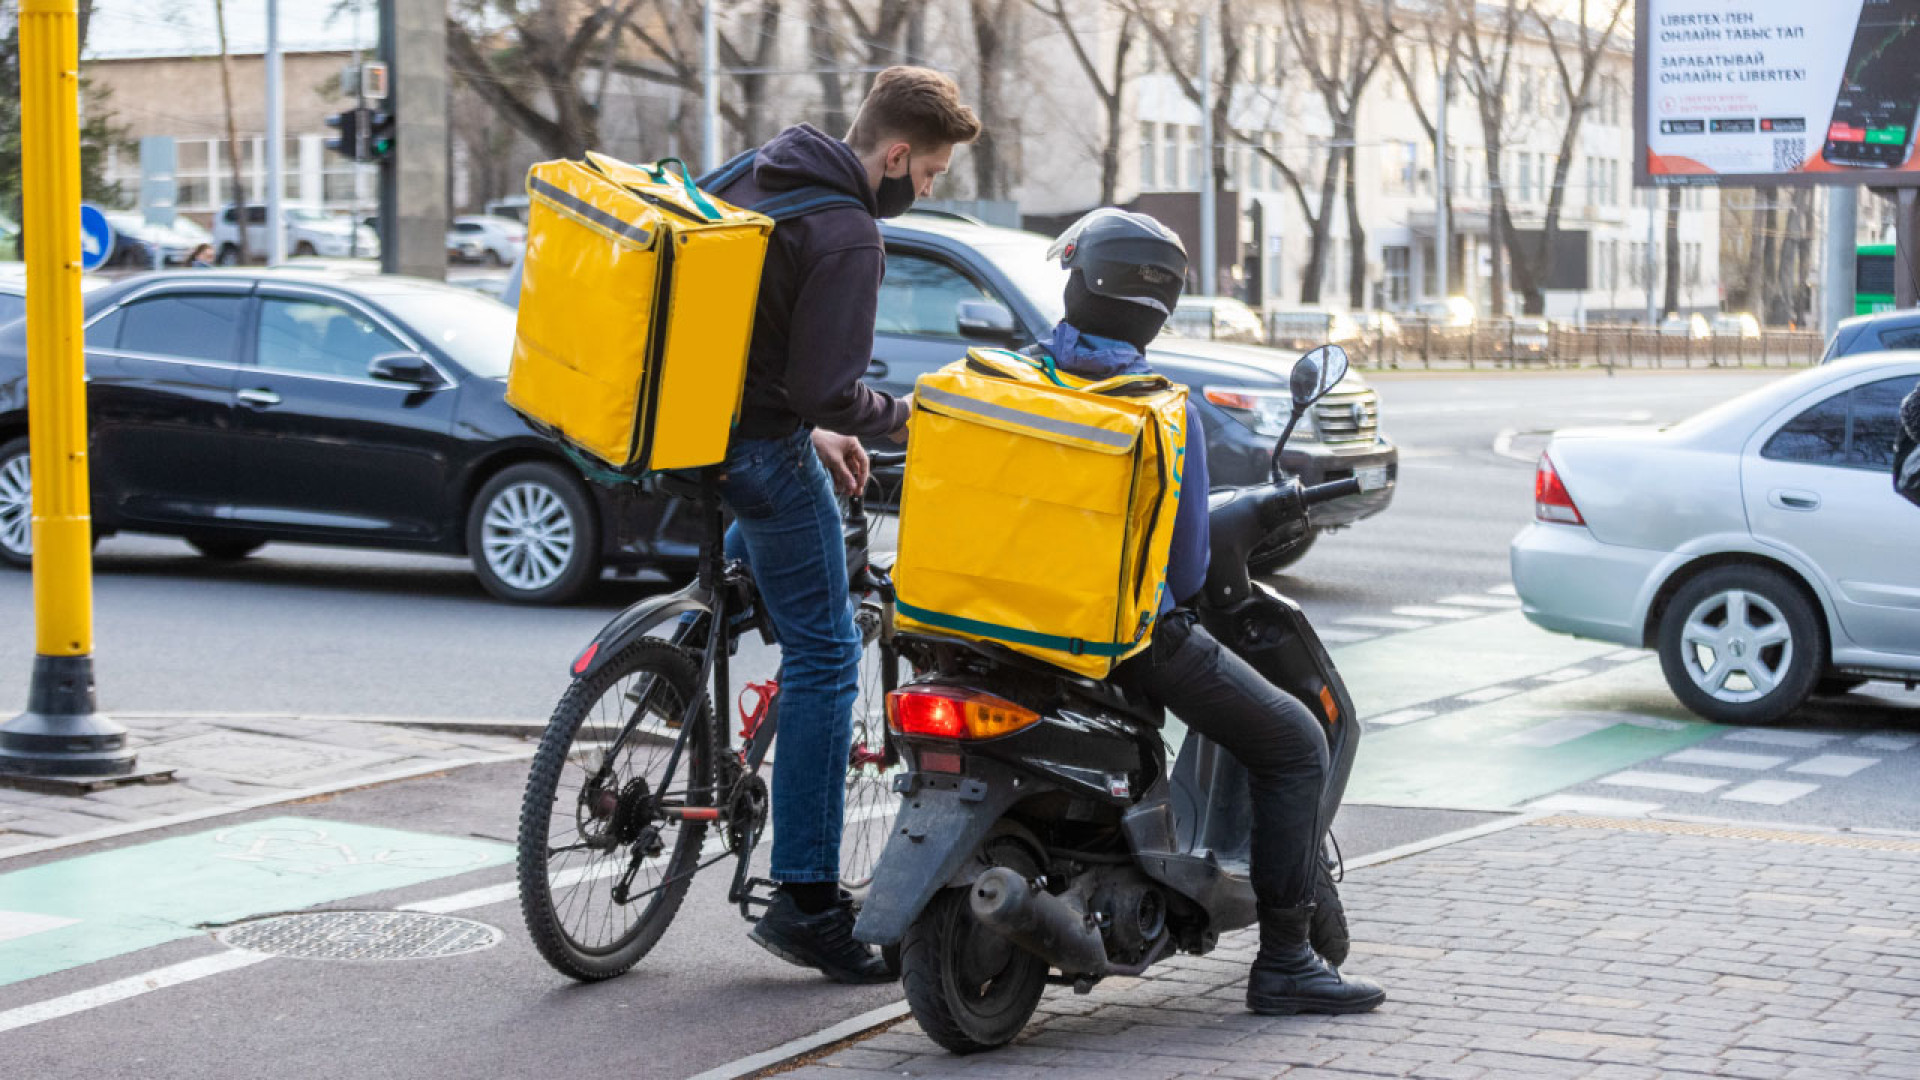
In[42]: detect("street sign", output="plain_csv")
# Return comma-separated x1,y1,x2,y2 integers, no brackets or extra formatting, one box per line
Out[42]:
78,202,112,272
361,61,389,100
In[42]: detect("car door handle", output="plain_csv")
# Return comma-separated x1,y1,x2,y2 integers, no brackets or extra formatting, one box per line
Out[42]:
1769,489,1820,511
236,388,282,409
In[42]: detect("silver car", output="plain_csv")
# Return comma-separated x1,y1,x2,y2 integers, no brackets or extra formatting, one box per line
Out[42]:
1511,353,1920,725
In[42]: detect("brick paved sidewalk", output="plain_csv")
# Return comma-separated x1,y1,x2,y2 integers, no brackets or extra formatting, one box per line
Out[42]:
0,713,532,849
787,817,1920,1080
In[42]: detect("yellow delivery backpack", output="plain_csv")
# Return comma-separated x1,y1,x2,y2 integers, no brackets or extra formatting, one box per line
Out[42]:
893,348,1190,679
507,150,867,475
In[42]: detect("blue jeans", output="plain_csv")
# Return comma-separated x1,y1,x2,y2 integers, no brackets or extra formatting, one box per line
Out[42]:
718,429,860,884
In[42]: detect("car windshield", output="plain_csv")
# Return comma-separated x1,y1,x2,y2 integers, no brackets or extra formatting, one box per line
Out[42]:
374,288,517,377
287,208,331,223
973,237,1068,325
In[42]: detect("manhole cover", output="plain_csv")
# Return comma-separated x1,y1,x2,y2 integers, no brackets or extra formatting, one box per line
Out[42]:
216,911,503,961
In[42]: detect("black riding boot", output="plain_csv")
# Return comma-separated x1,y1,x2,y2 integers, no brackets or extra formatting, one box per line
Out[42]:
1246,904,1386,1016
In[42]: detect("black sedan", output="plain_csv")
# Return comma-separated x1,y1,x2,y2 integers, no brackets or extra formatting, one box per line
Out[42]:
0,269,698,603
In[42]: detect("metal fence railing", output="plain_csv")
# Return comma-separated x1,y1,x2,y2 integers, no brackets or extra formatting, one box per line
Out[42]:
1342,321,1826,372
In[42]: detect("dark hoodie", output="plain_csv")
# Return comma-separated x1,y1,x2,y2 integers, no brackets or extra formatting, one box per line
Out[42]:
1043,323,1211,613
710,124,910,441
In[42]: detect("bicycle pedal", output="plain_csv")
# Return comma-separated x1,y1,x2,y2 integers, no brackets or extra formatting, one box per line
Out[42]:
736,876,781,922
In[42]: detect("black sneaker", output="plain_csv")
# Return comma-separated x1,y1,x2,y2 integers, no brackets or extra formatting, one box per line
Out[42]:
749,891,893,985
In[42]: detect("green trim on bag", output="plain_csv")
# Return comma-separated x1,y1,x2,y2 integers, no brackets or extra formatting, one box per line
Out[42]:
896,600,1147,658
649,158,723,221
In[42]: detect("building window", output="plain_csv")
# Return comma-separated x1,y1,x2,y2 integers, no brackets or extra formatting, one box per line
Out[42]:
1384,245,1411,306
1141,123,1157,189
1163,123,1181,190
1186,125,1203,189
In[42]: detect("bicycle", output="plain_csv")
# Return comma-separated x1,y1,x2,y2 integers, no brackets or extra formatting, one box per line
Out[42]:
517,453,907,981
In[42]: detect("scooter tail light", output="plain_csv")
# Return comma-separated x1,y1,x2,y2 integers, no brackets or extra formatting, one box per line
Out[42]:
886,687,1040,740
1534,452,1585,526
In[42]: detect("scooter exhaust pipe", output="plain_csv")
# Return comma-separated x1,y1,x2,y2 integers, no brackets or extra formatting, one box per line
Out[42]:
969,867,1109,976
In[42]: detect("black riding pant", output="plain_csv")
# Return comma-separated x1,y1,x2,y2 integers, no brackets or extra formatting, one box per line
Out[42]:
1115,608,1330,909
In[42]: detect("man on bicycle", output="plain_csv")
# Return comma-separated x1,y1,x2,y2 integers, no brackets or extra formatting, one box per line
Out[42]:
707,67,980,982
1037,210,1385,1016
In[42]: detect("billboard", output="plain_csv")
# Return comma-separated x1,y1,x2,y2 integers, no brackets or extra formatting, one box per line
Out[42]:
1637,0,1920,185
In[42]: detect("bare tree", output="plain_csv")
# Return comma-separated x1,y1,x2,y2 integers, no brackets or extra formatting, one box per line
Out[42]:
212,0,247,263
1030,0,1137,206
1451,0,1527,315
1383,1,1464,295
1514,0,1630,315
446,1,644,159
969,0,1020,199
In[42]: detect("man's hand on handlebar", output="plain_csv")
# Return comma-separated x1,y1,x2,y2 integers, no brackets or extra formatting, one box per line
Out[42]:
811,429,870,497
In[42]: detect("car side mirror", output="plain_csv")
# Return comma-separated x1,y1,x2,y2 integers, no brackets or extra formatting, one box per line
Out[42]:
368,352,446,389
956,299,1018,344
1289,345,1350,409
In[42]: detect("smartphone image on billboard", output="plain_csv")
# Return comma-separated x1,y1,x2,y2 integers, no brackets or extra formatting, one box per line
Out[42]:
1824,0,1920,168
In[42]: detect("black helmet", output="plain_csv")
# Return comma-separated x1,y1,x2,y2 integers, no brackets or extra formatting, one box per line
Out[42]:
1048,208,1188,315
1049,209,1187,350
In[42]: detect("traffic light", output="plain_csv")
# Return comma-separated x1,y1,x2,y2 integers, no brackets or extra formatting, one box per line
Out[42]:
368,110,395,161
325,108,365,161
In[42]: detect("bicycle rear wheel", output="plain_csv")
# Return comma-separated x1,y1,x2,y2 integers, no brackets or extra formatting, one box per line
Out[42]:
841,601,904,896
518,639,713,981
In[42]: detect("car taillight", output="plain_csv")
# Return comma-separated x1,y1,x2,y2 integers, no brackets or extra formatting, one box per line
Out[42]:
886,686,1039,740
1534,452,1585,525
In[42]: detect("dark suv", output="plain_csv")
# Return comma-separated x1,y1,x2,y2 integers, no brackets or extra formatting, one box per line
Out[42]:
870,214,1396,571
1824,308,1920,363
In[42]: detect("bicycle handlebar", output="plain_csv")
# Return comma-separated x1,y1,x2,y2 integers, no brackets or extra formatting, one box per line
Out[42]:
868,450,908,469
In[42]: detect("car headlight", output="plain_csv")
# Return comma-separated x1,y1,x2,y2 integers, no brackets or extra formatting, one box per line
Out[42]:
1202,387,1312,440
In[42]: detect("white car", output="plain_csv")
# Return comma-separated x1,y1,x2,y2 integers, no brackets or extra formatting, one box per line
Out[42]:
1512,353,1920,725
447,215,525,266
214,204,379,263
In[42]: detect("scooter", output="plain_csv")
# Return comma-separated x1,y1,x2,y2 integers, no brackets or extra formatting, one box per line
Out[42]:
852,345,1386,1054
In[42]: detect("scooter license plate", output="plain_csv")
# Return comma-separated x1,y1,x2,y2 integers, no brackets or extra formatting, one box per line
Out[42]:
1356,466,1389,492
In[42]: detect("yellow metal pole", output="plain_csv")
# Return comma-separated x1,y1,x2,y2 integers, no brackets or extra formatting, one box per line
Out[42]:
0,0,134,777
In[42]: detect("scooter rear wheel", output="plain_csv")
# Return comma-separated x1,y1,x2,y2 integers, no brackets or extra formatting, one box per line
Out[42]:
900,846,1047,1054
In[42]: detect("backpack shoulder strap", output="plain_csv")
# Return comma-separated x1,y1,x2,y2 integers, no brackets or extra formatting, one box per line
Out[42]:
754,185,867,222
695,149,758,193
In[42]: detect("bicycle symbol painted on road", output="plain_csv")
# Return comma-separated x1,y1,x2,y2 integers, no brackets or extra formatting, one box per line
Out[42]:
210,824,491,876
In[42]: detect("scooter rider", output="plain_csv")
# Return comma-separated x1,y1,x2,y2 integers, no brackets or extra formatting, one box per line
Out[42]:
1037,209,1385,1016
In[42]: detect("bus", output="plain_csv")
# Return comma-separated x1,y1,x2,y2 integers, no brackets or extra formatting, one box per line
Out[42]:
1858,243,1896,314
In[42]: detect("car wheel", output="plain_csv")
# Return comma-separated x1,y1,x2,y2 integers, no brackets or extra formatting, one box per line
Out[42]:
486,250,505,267
294,241,316,258
1249,529,1316,577
1656,565,1823,726
0,437,32,568
188,536,265,561
467,462,600,604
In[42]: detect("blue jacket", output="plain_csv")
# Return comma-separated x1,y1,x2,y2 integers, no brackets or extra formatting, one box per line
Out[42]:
1039,323,1210,613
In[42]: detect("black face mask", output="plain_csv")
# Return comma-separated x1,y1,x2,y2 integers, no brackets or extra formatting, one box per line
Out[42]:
875,154,916,218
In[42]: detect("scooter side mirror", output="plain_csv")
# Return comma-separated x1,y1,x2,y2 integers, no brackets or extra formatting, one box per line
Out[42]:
1289,345,1350,410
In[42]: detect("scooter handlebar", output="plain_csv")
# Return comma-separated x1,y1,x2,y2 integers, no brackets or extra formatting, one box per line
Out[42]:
1302,477,1363,505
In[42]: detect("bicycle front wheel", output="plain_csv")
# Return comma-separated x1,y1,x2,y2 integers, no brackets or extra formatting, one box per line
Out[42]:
518,639,713,981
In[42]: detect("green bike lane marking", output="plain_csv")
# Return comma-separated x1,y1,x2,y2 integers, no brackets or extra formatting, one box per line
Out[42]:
1348,659,1723,808
0,816,510,989
1333,610,1622,719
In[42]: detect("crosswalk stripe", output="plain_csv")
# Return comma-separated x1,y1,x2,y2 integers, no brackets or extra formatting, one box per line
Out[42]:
1340,615,1432,631
1720,780,1821,805
1526,794,1661,816
1786,755,1881,778
1392,605,1482,620
1457,685,1522,703
1598,771,1728,794
1488,584,1518,597
1724,729,1840,749
1664,748,1789,771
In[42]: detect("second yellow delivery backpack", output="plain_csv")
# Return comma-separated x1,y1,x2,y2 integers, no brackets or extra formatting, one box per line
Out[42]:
507,150,868,476
893,348,1190,679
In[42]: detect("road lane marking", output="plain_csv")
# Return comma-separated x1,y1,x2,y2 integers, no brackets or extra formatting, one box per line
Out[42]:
1786,755,1881,778
0,951,265,1036
1598,771,1729,794
1720,780,1821,806
1368,709,1435,727
1525,794,1662,816
1438,594,1523,609
1458,686,1523,703
1339,615,1433,631
0,911,80,944
1663,748,1790,771
1392,606,1483,620
1723,729,1841,749
1534,667,1595,683
1498,715,1617,748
